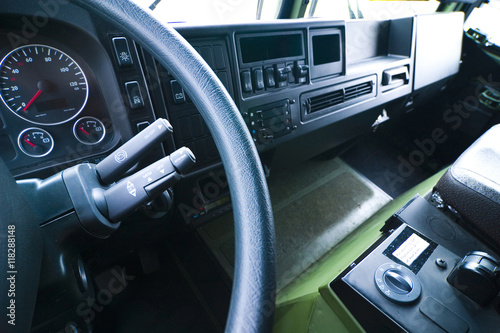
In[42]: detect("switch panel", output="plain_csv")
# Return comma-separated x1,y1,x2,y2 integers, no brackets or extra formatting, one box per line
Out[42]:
248,99,292,144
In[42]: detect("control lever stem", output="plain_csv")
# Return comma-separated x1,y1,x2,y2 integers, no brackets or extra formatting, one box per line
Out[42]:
95,147,195,223
96,118,173,185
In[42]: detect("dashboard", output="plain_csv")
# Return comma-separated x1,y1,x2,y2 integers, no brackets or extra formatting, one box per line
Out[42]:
0,3,463,225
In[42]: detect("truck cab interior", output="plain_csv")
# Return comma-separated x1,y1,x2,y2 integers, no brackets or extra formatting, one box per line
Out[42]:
1,0,500,332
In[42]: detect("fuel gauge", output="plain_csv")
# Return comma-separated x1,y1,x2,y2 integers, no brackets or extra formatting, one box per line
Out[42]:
73,116,106,145
18,128,54,157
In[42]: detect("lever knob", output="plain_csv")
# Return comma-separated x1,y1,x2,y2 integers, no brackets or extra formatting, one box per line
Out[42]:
96,147,195,222
96,118,173,185
293,61,309,83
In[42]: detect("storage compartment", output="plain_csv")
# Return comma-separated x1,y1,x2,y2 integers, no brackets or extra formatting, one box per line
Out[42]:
413,12,464,90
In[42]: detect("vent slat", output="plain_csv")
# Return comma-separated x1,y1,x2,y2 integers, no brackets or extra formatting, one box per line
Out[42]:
306,81,373,114
310,95,344,106
345,88,372,100
310,98,344,112
345,87,372,95
344,82,372,101
307,89,343,113
310,91,343,103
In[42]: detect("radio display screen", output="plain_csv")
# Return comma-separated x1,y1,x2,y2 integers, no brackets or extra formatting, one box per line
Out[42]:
312,34,341,65
239,33,303,63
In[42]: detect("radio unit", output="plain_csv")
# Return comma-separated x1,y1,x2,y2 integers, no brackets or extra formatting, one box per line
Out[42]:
236,27,345,96
236,31,308,96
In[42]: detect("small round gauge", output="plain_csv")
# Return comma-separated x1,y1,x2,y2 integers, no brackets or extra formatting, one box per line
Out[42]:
73,116,106,145
0,44,89,125
18,128,54,157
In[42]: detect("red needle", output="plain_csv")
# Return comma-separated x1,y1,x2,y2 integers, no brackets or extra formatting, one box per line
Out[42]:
24,139,36,148
23,89,42,112
79,127,90,135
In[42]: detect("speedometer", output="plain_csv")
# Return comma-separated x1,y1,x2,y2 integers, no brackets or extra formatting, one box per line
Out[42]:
0,44,88,125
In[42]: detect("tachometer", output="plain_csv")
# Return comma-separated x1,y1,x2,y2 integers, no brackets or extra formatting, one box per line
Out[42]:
0,44,88,125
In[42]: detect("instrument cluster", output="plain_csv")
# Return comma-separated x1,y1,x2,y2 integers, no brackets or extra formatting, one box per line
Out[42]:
0,32,120,177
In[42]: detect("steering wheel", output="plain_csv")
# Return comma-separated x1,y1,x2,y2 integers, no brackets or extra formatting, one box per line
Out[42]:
0,1,276,332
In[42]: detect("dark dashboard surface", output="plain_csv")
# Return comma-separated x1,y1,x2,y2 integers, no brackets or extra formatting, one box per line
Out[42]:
0,3,463,187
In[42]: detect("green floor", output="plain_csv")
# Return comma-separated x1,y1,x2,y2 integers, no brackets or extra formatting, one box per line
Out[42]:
274,169,447,333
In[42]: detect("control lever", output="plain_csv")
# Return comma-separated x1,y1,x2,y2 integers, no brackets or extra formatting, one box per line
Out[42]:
94,147,195,223
293,61,309,83
96,118,173,185
274,64,291,88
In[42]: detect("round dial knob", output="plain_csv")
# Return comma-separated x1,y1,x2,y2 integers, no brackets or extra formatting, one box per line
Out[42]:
374,263,421,303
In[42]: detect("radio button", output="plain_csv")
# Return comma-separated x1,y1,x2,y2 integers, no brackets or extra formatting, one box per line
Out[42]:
253,68,265,90
241,71,253,93
265,67,275,88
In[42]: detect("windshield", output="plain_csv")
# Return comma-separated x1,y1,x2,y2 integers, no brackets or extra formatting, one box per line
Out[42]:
307,0,440,20
133,0,282,23
134,0,442,23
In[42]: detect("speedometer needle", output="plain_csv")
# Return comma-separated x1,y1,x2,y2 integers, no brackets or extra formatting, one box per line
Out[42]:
23,89,42,112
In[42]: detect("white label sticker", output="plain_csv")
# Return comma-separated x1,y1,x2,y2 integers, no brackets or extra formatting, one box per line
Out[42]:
393,233,429,266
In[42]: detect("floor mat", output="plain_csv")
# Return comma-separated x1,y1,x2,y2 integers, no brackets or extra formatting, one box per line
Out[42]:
340,118,472,197
340,132,437,198
198,157,391,291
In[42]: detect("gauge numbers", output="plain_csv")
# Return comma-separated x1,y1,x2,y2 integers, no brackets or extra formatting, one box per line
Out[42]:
0,44,88,125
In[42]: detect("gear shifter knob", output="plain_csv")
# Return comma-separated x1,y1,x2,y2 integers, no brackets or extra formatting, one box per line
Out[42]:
447,251,500,306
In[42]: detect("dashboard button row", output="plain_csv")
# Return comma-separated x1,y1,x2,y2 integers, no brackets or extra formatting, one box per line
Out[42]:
240,61,308,95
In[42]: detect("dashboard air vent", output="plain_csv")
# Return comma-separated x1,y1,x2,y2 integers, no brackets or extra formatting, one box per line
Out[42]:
307,89,344,113
305,80,373,114
344,81,373,101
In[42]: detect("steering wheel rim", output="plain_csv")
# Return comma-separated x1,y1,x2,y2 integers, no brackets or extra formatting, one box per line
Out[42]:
75,0,277,332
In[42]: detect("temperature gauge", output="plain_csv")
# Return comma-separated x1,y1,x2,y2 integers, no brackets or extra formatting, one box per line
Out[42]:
73,116,106,145
18,128,54,157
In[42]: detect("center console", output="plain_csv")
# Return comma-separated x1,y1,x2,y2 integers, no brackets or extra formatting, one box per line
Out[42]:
331,125,500,332
331,195,500,332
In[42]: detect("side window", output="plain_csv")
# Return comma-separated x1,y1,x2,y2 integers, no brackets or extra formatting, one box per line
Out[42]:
465,0,500,45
